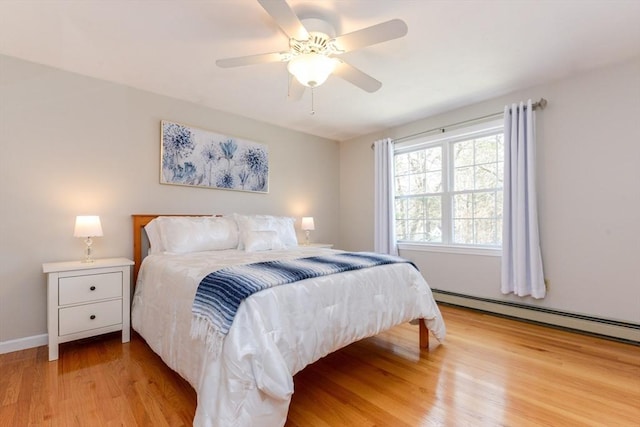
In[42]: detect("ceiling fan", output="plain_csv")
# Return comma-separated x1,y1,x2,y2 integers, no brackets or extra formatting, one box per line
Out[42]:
216,0,408,100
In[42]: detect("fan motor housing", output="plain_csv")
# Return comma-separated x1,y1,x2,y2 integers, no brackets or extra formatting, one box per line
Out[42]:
290,31,331,55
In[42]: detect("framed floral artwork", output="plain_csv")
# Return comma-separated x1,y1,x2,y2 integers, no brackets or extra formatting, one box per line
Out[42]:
160,120,269,193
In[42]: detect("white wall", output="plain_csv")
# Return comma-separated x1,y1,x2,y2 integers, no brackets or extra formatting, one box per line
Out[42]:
0,55,340,345
2,54,638,349
340,57,640,324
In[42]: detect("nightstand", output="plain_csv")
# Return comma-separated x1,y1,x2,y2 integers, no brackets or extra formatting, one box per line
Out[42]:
303,243,334,248
42,257,134,361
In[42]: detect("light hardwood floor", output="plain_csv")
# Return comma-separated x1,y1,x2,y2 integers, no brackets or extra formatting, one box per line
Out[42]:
1,304,638,426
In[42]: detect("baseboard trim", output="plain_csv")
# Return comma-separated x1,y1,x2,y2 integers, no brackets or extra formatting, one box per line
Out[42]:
432,289,640,344
0,334,47,355
2,293,638,354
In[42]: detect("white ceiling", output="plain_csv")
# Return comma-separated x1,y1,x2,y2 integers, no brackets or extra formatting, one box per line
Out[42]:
1,1,639,141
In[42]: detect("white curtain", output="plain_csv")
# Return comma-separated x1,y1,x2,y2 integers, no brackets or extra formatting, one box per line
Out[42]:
501,100,546,298
374,138,397,255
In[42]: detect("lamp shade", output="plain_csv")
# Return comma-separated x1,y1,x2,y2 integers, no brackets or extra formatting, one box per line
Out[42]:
73,215,103,237
301,217,315,231
287,54,338,88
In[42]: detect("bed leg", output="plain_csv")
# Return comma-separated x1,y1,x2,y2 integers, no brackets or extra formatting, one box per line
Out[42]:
419,319,430,349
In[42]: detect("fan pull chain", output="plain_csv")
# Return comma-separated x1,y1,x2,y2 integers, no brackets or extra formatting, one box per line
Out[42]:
287,73,295,99
310,87,315,115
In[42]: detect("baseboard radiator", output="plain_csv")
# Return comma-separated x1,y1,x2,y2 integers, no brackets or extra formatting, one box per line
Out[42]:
432,289,640,344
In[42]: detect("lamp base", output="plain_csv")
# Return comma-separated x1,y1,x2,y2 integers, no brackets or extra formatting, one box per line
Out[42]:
82,237,95,263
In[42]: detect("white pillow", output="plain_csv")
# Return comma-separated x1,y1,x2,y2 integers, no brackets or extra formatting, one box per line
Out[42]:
144,219,164,254
155,216,239,254
234,214,298,249
243,230,286,252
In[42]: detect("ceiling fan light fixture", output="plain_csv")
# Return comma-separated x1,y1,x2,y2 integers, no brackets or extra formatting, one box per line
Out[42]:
287,54,338,88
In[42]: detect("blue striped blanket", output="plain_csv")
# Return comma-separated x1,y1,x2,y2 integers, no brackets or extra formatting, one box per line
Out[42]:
191,251,417,353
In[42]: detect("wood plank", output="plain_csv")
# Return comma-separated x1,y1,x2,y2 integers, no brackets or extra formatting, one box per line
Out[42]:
0,305,638,426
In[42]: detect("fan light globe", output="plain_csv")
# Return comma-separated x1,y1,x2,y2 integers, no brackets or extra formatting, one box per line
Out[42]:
288,54,338,88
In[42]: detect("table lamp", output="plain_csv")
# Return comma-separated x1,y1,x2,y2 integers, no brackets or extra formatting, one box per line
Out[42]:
301,217,315,245
74,215,103,263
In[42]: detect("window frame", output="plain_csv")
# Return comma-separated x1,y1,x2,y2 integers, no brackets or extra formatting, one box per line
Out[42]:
394,119,504,256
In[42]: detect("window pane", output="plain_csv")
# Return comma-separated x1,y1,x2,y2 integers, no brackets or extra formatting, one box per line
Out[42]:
453,219,474,244
425,147,442,171
454,140,474,167
427,196,442,220
407,219,425,240
475,137,497,164
395,220,407,241
474,191,496,218
395,175,409,195
454,193,472,219
454,166,474,191
475,219,499,245
409,151,426,173
408,197,426,218
410,173,426,193
426,220,442,242
425,171,442,193
395,198,407,220
475,164,498,189
395,153,409,175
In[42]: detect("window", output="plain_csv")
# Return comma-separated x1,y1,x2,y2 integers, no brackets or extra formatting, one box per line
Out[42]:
394,120,504,249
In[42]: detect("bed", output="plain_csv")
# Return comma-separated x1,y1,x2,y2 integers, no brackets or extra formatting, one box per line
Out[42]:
130,214,446,427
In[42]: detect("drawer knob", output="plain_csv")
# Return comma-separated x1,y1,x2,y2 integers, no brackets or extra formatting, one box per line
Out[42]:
90,286,96,291
90,315,96,320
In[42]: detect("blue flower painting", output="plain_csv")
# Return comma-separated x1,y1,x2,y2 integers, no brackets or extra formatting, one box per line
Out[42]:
160,121,269,193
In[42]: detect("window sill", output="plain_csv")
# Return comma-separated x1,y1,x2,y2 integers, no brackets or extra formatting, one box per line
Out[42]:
397,242,501,257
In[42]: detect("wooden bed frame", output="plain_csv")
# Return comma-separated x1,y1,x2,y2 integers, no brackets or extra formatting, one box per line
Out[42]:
131,214,430,349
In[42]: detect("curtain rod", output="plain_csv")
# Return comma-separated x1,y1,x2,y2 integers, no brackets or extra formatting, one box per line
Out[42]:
371,98,547,148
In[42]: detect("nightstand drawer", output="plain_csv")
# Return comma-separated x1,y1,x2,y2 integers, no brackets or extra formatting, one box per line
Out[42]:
59,300,122,336
59,272,122,305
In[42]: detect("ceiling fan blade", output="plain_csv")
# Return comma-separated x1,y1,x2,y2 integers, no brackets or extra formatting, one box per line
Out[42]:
287,77,305,101
257,0,309,40
332,19,408,52
333,60,382,93
216,51,288,68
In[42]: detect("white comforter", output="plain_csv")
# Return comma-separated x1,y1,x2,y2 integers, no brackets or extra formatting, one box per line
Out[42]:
131,247,446,427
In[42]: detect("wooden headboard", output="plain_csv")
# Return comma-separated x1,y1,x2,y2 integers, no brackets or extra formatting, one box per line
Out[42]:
131,214,210,284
